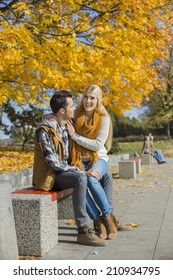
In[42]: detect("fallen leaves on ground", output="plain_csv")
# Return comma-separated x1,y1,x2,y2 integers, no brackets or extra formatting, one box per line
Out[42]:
117,200,125,203
126,223,139,228
19,255,40,260
0,151,34,173
65,219,76,225
131,191,144,195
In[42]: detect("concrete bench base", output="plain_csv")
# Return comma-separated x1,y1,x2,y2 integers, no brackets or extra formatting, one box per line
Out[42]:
12,187,74,257
0,181,19,260
123,157,141,174
135,158,141,174
58,194,74,219
141,154,152,164
119,160,136,179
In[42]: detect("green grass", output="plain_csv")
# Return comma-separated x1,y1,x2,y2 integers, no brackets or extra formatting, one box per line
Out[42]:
118,139,173,157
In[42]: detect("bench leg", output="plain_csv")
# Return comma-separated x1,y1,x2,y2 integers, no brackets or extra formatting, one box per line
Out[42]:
119,161,136,179
58,195,74,219
12,194,58,257
141,154,152,164
136,158,141,174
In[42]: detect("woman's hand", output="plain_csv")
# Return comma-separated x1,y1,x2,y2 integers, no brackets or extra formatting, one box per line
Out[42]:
66,121,75,137
86,168,100,180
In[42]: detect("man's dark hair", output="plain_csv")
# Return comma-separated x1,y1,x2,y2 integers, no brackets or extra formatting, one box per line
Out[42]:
50,90,72,114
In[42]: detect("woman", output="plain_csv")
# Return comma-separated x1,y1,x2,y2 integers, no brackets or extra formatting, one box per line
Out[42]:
141,134,166,164
67,85,117,239
141,135,153,156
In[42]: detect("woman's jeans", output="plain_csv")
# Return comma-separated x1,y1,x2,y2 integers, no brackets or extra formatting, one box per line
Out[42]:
100,169,114,212
153,150,165,163
82,158,111,220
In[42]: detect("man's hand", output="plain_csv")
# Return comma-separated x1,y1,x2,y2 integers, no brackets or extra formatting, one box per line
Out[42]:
86,168,100,180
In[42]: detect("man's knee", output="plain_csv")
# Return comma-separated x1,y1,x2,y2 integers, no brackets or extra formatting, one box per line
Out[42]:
76,172,87,187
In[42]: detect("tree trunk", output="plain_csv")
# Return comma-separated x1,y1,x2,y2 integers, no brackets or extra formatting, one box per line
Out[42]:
21,142,25,151
166,123,171,138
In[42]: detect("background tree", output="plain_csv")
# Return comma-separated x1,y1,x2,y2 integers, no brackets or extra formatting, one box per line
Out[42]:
2,101,43,150
0,0,173,114
106,106,146,137
112,114,146,137
143,46,173,137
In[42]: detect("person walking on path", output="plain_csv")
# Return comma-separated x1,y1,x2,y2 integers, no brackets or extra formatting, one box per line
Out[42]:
32,90,106,246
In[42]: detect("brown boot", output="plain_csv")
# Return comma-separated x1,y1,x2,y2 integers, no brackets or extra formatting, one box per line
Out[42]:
94,216,107,240
111,213,131,231
77,226,106,246
103,213,117,239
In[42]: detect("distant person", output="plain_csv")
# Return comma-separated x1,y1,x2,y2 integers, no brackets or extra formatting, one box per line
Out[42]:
148,133,166,164
141,134,166,164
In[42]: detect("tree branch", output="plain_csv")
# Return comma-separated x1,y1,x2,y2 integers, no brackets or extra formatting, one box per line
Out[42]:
0,0,19,11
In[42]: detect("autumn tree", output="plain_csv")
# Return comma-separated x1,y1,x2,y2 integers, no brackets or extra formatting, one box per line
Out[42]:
0,0,173,114
143,46,173,137
2,101,43,150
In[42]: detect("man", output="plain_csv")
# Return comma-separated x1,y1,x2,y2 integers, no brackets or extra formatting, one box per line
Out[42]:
32,90,106,246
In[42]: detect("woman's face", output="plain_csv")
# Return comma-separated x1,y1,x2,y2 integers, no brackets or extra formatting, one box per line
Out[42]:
83,93,98,115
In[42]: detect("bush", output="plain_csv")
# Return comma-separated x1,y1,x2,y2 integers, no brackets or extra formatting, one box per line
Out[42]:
108,138,120,154
117,135,145,142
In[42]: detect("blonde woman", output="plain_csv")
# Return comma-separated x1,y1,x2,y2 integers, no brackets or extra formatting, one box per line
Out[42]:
67,85,117,240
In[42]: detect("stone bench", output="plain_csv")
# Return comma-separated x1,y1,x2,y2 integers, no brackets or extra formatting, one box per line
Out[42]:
123,157,141,174
119,157,141,179
141,154,153,165
11,187,74,257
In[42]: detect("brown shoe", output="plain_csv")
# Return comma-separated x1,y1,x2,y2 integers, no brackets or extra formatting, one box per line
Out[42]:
103,213,117,239
77,226,106,246
111,213,131,231
94,216,107,239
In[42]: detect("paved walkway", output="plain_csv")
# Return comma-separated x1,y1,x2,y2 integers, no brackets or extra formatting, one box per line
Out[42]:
41,157,173,260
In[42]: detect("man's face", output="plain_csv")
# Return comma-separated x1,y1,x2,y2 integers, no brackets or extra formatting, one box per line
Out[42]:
63,97,75,120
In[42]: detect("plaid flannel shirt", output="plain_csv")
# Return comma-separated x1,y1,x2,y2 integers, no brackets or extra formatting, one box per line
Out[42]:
37,122,76,172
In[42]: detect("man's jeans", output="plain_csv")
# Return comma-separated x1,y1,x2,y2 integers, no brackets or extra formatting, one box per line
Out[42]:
83,158,111,220
54,171,88,228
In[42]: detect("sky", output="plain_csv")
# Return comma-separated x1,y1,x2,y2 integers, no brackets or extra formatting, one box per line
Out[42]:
124,107,144,120
0,113,11,140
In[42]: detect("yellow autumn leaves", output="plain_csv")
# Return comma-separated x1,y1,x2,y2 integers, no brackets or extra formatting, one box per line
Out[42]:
0,0,173,113
0,151,34,173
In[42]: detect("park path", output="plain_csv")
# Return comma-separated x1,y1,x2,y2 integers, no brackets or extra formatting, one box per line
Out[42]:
41,157,173,260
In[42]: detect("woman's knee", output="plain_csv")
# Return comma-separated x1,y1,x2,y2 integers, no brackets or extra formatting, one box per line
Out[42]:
87,176,101,191
87,175,97,184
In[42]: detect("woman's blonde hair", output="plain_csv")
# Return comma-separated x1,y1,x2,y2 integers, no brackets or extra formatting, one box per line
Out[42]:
77,84,113,151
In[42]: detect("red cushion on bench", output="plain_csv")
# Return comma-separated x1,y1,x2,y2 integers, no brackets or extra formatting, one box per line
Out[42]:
12,187,73,202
